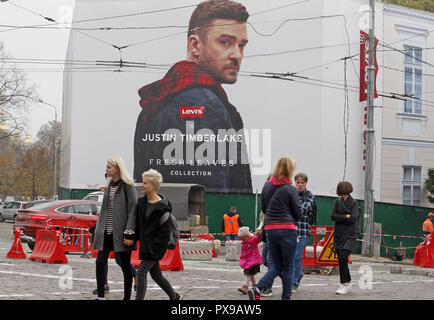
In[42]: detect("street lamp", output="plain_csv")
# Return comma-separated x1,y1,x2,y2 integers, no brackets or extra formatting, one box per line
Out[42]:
38,99,58,200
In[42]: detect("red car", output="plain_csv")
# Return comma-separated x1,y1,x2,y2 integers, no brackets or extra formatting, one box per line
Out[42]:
14,200,101,250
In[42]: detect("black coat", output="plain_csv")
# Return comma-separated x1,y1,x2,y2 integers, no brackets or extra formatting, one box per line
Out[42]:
330,196,359,251
136,194,172,261
261,181,303,226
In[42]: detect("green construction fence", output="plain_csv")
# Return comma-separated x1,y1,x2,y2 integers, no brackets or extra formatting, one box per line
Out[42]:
61,187,430,258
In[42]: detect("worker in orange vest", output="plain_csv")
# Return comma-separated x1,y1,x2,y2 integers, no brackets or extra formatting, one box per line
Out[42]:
423,212,434,236
222,206,243,241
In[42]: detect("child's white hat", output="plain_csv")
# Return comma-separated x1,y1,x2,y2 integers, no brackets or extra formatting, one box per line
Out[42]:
238,227,250,238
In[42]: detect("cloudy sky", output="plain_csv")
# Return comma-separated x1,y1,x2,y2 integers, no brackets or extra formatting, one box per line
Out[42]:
0,0,75,140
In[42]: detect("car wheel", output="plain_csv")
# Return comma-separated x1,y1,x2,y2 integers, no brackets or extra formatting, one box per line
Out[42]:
0,213,4,222
28,242,35,251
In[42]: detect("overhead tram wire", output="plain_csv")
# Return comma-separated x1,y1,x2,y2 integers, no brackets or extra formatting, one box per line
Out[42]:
3,0,431,76
5,0,55,22
4,2,433,106
5,54,434,108
1,0,364,83
7,61,434,109
250,0,313,16
1,0,313,32
294,29,434,76
0,2,199,33
378,39,434,68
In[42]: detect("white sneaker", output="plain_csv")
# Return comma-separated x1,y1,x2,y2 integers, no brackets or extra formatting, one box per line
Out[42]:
336,285,348,295
345,283,352,292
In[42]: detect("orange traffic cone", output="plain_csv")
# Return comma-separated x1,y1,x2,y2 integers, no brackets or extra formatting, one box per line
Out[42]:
131,242,141,269
7,228,27,259
160,240,183,271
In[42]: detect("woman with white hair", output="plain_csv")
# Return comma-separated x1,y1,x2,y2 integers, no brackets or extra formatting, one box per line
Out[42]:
93,155,137,300
135,169,182,300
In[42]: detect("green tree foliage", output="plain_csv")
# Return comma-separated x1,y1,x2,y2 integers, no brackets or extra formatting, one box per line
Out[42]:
384,0,434,13
425,168,434,204
0,120,61,201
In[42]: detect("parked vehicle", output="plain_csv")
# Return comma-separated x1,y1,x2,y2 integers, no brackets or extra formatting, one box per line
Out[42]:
83,191,104,202
0,201,28,222
14,200,101,250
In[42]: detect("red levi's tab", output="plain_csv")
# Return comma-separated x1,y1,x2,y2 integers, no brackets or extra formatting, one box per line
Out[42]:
179,106,206,119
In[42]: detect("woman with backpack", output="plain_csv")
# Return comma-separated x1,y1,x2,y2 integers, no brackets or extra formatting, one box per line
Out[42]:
135,169,182,300
331,181,360,295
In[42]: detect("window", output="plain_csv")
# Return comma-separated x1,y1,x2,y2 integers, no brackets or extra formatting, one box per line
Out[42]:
85,196,99,202
57,205,75,214
402,166,421,206
74,203,92,215
4,202,14,209
90,204,101,215
403,46,422,115
12,202,21,209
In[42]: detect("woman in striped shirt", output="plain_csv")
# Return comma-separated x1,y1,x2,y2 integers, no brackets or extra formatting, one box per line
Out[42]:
93,156,138,300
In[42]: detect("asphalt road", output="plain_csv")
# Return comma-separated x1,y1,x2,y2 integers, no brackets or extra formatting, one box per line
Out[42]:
0,220,433,301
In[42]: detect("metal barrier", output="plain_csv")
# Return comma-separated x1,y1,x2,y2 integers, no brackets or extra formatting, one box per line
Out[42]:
302,225,342,267
44,221,94,254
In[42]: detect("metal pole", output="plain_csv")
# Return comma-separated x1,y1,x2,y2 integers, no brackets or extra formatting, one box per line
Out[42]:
362,0,376,256
254,189,258,230
53,109,57,199
38,99,57,199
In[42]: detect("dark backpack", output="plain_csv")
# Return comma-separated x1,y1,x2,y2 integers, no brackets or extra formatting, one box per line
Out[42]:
160,211,180,250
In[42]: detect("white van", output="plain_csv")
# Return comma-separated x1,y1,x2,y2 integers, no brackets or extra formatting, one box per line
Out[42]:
83,191,104,202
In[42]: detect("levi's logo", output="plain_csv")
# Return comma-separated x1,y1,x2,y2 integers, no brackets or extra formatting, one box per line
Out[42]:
179,106,205,119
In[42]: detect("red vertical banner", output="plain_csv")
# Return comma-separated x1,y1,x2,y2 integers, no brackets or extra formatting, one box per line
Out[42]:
359,30,378,102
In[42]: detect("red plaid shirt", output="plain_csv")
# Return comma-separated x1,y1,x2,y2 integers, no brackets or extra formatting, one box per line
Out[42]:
138,60,228,124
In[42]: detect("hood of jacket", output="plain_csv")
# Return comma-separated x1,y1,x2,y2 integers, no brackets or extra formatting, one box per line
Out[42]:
269,175,292,186
150,193,172,213
226,211,238,218
137,60,228,126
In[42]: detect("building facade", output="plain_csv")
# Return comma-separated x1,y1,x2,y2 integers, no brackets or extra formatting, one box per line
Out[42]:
381,4,434,208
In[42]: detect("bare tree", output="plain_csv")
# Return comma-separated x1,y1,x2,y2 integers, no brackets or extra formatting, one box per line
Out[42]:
0,41,36,141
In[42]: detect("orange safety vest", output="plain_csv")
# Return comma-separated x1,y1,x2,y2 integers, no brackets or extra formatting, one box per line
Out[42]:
224,214,240,235
423,219,434,234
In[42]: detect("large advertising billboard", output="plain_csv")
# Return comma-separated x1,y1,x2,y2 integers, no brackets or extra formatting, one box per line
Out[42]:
61,0,381,198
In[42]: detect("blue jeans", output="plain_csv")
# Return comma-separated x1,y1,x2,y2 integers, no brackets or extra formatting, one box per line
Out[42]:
226,234,238,241
292,236,308,287
261,242,275,290
256,229,297,300
261,242,274,268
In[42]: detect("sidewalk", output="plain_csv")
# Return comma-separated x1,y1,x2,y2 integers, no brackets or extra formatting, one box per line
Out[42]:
350,254,434,277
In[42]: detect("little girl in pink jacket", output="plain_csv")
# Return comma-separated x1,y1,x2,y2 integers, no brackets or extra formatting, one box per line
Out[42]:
238,227,263,294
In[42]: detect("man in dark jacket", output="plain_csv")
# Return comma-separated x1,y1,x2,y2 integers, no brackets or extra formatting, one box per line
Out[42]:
134,0,252,193
292,173,315,292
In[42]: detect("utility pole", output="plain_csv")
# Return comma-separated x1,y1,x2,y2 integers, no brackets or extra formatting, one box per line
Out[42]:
38,99,58,200
362,0,376,256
